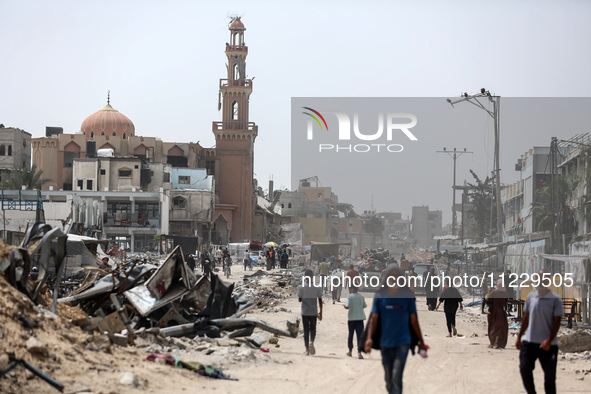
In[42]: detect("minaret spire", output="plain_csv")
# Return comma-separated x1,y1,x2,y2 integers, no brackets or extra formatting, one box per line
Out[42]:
107,90,110,105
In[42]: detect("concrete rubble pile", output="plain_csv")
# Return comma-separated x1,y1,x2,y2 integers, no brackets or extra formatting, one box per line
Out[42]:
558,328,591,357
1,223,301,391
358,250,392,272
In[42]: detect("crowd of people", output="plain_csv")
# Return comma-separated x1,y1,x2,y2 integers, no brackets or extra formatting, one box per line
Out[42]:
298,259,565,394
97,245,565,394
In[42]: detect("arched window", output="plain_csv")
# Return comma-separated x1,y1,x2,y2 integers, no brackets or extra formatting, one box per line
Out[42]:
232,101,238,120
172,196,187,208
101,131,105,136
123,132,126,139
233,63,239,80
0,145,5,156
112,131,116,136
7,145,12,156
90,131,94,138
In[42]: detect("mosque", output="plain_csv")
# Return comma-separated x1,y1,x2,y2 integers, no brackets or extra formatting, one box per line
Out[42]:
31,17,263,245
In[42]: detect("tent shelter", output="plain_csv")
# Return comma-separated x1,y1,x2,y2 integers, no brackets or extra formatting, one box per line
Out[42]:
310,242,351,263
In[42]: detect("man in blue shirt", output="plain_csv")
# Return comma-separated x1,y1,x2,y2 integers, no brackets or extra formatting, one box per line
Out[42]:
516,270,564,394
365,264,427,394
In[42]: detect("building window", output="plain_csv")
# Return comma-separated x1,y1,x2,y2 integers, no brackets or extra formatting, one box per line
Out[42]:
135,201,159,218
64,151,80,168
101,131,105,136
173,196,187,208
77,180,83,190
7,145,11,156
163,173,170,183
87,180,93,190
63,183,72,191
288,203,292,208
134,165,139,169
119,169,132,177
281,204,284,208
233,63,239,80
100,169,106,175
179,175,190,185
232,101,238,120
0,145,4,156
205,160,215,176
123,132,126,139
90,132,94,138
112,131,116,136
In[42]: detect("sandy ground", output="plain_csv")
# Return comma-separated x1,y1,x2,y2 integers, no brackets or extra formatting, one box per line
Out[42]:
2,264,590,393
147,265,590,394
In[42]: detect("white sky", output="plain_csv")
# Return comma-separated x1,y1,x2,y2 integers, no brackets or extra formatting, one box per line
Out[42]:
2,0,590,223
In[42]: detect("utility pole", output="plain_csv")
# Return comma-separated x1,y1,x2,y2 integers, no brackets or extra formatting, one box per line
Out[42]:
437,147,473,236
550,137,558,254
447,89,503,267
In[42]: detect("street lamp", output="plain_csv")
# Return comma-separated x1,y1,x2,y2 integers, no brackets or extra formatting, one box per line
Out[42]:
447,89,503,266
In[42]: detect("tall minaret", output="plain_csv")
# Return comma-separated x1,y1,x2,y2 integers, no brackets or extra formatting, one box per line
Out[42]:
212,17,258,243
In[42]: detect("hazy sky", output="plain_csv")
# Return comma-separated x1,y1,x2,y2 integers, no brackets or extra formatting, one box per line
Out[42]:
2,1,590,223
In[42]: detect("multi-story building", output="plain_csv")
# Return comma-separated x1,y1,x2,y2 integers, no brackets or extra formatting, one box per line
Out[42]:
501,146,573,237
411,206,443,250
0,125,31,181
379,212,413,258
29,17,259,245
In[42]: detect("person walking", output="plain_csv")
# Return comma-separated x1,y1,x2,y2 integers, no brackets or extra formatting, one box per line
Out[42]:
331,265,343,304
215,248,223,267
269,247,277,269
516,270,563,394
365,264,427,394
425,267,439,311
319,259,330,294
436,285,463,337
243,251,251,271
203,253,213,279
280,249,289,269
345,264,361,289
481,273,489,314
200,250,206,272
223,253,232,278
344,286,367,359
186,254,196,273
298,269,323,356
487,279,509,349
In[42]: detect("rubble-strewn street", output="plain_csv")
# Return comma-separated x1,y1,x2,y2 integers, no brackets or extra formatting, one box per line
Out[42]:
1,258,590,393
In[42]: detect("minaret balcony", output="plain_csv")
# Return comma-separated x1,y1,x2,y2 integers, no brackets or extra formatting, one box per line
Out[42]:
225,45,248,53
212,121,258,133
220,79,252,89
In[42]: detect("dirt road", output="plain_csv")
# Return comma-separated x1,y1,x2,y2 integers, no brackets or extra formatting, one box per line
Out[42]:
5,265,587,393
163,266,590,393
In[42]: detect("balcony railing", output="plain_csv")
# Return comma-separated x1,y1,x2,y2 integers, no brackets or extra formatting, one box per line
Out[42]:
212,121,258,132
225,45,248,53
220,79,252,89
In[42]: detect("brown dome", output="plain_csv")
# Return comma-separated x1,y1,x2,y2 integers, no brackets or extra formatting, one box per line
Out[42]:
81,103,135,139
229,17,245,30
